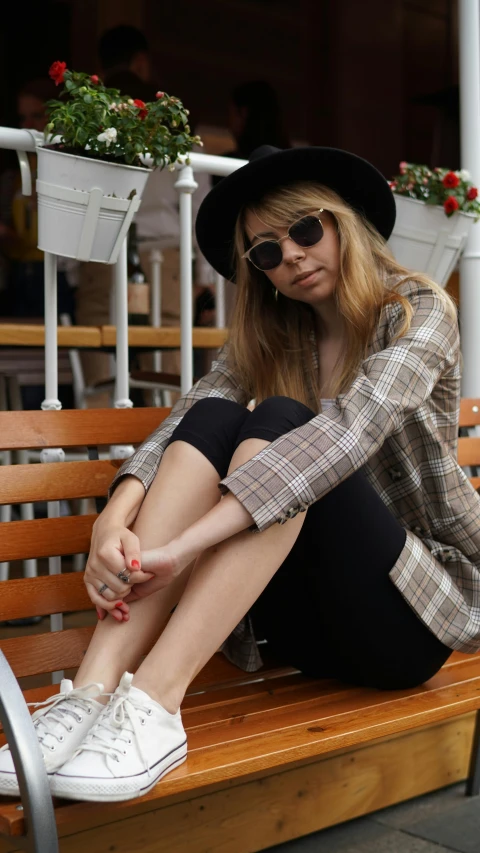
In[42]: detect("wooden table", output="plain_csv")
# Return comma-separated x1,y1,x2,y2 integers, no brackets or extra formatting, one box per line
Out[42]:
0,325,229,349
100,325,229,348
0,324,102,348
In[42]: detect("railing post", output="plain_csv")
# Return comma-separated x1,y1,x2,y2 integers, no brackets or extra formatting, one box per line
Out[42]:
111,238,135,460
41,252,61,412
215,271,226,328
113,238,133,410
150,248,163,363
175,165,198,395
459,0,480,396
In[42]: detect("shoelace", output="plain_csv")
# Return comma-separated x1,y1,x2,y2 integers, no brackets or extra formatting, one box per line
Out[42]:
31,683,105,748
0,683,104,753
79,689,153,776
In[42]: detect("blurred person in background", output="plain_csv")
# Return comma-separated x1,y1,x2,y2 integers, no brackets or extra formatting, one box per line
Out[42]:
226,80,290,159
0,78,76,319
100,24,155,101
207,81,291,330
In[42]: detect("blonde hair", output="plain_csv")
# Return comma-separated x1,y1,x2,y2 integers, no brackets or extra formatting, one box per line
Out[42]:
228,181,458,412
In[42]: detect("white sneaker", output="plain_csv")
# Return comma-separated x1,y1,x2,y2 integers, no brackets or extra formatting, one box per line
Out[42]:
51,672,187,802
0,680,104,796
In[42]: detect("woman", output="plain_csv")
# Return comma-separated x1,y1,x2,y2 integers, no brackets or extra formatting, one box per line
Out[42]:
2,145,480,803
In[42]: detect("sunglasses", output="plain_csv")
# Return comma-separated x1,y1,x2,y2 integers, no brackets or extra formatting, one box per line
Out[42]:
242,209,324,271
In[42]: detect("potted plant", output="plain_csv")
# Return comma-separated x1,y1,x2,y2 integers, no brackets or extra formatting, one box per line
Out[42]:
36,61,201,264
388,162,480,286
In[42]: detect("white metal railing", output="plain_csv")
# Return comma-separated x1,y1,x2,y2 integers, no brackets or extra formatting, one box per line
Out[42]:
0,129,246,626
0,127,246,411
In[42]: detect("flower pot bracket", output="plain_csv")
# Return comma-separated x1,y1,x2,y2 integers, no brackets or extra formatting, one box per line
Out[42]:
16,151,33,196
36,179,142,264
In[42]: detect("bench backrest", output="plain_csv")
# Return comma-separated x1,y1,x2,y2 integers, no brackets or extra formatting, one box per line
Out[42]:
458,398,480,490
1,399,480,709
0,407,170,708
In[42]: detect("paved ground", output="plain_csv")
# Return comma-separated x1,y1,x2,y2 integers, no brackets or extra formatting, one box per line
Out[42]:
265,783,480,852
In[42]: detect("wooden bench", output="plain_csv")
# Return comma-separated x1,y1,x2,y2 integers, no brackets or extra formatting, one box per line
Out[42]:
0,403,480,853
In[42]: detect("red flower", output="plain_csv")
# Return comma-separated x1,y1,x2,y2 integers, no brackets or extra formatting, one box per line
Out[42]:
133,98,148,119
467,186,478,200
442,171,460,189
156,91,165,100
399,161,408,175
444,196,460,215
90,75,100,85
389,181,397,190
49,61,67,86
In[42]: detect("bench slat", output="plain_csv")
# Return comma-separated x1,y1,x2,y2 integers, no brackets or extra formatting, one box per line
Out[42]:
0,627,94,678
0,515,96,563
458,436,480,467
459,398,480,427
186,657,480,751
0,408,168,450
191,650,468,705
0,573,91,621
184,656,480,752
7,668,302,718
0,460,121,505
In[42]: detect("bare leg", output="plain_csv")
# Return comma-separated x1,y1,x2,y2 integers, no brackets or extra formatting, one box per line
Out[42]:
133,437,306,712
74,441,224,692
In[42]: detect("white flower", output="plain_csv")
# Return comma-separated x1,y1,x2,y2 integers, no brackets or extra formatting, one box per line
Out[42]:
460,169,471,181
97,127,118,148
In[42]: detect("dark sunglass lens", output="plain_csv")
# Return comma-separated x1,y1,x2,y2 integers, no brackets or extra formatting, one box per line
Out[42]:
290,216,323,247
250,241,283,270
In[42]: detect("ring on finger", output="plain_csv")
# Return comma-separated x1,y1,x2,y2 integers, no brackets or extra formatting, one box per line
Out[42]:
98,582,109,595
116,571,132,584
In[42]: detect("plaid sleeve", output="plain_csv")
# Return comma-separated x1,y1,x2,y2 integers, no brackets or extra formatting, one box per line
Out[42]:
109,343,248,496
219,282,461,532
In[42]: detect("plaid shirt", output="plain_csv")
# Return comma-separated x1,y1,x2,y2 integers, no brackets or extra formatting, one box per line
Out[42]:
111,278,480,671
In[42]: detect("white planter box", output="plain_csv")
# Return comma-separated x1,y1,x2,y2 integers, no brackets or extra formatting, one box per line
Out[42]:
388,194,476,287
36,148,151,264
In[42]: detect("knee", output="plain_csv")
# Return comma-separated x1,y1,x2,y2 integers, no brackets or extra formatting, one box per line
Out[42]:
179,397,249,433
250,396,315,432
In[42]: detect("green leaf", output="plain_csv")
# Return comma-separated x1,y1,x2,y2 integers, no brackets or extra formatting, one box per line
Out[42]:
77,127,89,147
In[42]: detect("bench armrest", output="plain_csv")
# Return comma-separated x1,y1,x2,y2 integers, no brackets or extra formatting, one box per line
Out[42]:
0,651,58,852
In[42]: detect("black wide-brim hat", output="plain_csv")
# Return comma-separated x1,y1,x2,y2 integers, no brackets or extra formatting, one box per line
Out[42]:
195,145,396,281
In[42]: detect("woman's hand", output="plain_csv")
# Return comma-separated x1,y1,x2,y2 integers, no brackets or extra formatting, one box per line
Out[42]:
126,491,255,603
85,519,154,622
125,538,198,602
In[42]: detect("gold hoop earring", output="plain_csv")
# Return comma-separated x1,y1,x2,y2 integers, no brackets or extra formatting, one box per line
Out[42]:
274,288,278,301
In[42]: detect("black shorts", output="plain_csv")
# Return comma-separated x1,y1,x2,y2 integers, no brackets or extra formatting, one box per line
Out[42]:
166,396,451,689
